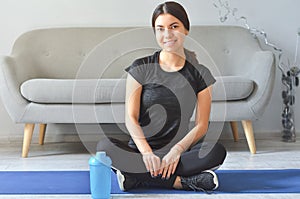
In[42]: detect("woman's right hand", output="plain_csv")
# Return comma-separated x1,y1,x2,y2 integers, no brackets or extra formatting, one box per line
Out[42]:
142,152,161,177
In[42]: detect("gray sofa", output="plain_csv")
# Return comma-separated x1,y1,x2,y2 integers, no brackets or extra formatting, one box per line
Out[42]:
0,26,275,157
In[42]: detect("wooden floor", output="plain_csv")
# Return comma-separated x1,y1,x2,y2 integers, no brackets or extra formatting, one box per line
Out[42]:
0,133,300,198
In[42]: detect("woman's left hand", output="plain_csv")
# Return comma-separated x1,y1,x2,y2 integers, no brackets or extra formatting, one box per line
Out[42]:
159,144,184,179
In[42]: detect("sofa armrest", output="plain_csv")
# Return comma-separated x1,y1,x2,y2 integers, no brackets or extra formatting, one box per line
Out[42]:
0,55,29,122
246,51,275,119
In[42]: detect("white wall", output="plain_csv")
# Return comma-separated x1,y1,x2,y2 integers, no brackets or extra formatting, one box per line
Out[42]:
0,0,299,141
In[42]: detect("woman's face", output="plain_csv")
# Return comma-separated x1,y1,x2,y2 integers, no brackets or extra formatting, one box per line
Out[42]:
154,13,188,53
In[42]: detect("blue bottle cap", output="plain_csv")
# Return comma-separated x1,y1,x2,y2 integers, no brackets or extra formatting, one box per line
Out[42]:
89,151,112,167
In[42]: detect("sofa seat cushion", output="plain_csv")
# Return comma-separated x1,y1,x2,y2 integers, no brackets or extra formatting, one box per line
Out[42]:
212,76,254,101
20,77,254,104
20,79,127,104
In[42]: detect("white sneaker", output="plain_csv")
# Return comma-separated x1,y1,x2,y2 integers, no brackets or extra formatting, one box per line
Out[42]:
116,170,126,191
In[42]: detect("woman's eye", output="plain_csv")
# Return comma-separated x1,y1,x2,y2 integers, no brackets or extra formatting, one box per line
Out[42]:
156,27,164,32
171,25,178,29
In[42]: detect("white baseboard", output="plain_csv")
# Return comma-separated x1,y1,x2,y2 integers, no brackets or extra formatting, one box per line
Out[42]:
0,134,82,144
0,131,288,145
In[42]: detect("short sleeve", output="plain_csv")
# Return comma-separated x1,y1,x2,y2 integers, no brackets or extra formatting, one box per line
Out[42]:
125,59,147,85
196,65,216,93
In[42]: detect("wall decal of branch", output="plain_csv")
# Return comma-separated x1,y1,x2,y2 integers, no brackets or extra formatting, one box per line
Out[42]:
213,0,300,142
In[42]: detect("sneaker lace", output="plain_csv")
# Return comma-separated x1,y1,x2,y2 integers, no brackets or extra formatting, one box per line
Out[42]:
181,173,215,194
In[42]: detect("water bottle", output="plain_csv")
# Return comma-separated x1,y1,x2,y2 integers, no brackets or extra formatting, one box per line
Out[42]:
89,151,112,199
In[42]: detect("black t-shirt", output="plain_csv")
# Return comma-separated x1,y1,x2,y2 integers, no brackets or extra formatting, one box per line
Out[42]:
125,50,216,151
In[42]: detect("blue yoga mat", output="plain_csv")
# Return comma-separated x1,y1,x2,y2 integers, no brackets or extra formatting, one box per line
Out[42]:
0,169,300,194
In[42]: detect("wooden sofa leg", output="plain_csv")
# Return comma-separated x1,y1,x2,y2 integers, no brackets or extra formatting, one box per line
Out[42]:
241,120,257,154
22,123,35,158
39,124,47,145
230,121,239,142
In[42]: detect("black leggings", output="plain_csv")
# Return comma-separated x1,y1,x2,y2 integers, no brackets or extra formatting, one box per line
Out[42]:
97,137,227,189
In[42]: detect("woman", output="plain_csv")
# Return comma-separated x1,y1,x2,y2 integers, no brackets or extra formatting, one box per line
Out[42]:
98,1,226,192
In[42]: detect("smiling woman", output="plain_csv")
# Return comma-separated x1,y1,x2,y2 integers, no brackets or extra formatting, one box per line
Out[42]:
152,2,189,72
97,1,227,193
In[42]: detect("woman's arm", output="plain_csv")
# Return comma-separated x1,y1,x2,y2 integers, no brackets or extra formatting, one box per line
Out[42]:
125,74,151,154
176,85,213,150
125,74,161,176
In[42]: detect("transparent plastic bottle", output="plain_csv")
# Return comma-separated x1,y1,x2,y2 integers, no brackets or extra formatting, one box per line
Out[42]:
89,152,112,199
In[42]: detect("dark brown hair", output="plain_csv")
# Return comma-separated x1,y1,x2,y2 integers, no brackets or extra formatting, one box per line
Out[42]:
152,1,190,31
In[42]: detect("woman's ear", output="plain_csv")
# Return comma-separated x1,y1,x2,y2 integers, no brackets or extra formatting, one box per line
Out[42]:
185,29,189,35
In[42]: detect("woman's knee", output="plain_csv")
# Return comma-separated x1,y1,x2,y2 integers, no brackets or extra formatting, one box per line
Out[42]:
198,142,226,165
213,142,227,164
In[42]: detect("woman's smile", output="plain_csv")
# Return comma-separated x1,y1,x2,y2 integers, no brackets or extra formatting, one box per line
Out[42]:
163,39,177,47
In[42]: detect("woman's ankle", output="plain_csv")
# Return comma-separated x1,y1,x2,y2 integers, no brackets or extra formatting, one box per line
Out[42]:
173,176,183,189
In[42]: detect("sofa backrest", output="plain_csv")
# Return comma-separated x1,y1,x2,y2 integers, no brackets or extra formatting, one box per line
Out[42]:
188,26,262,76
11,26,262,81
